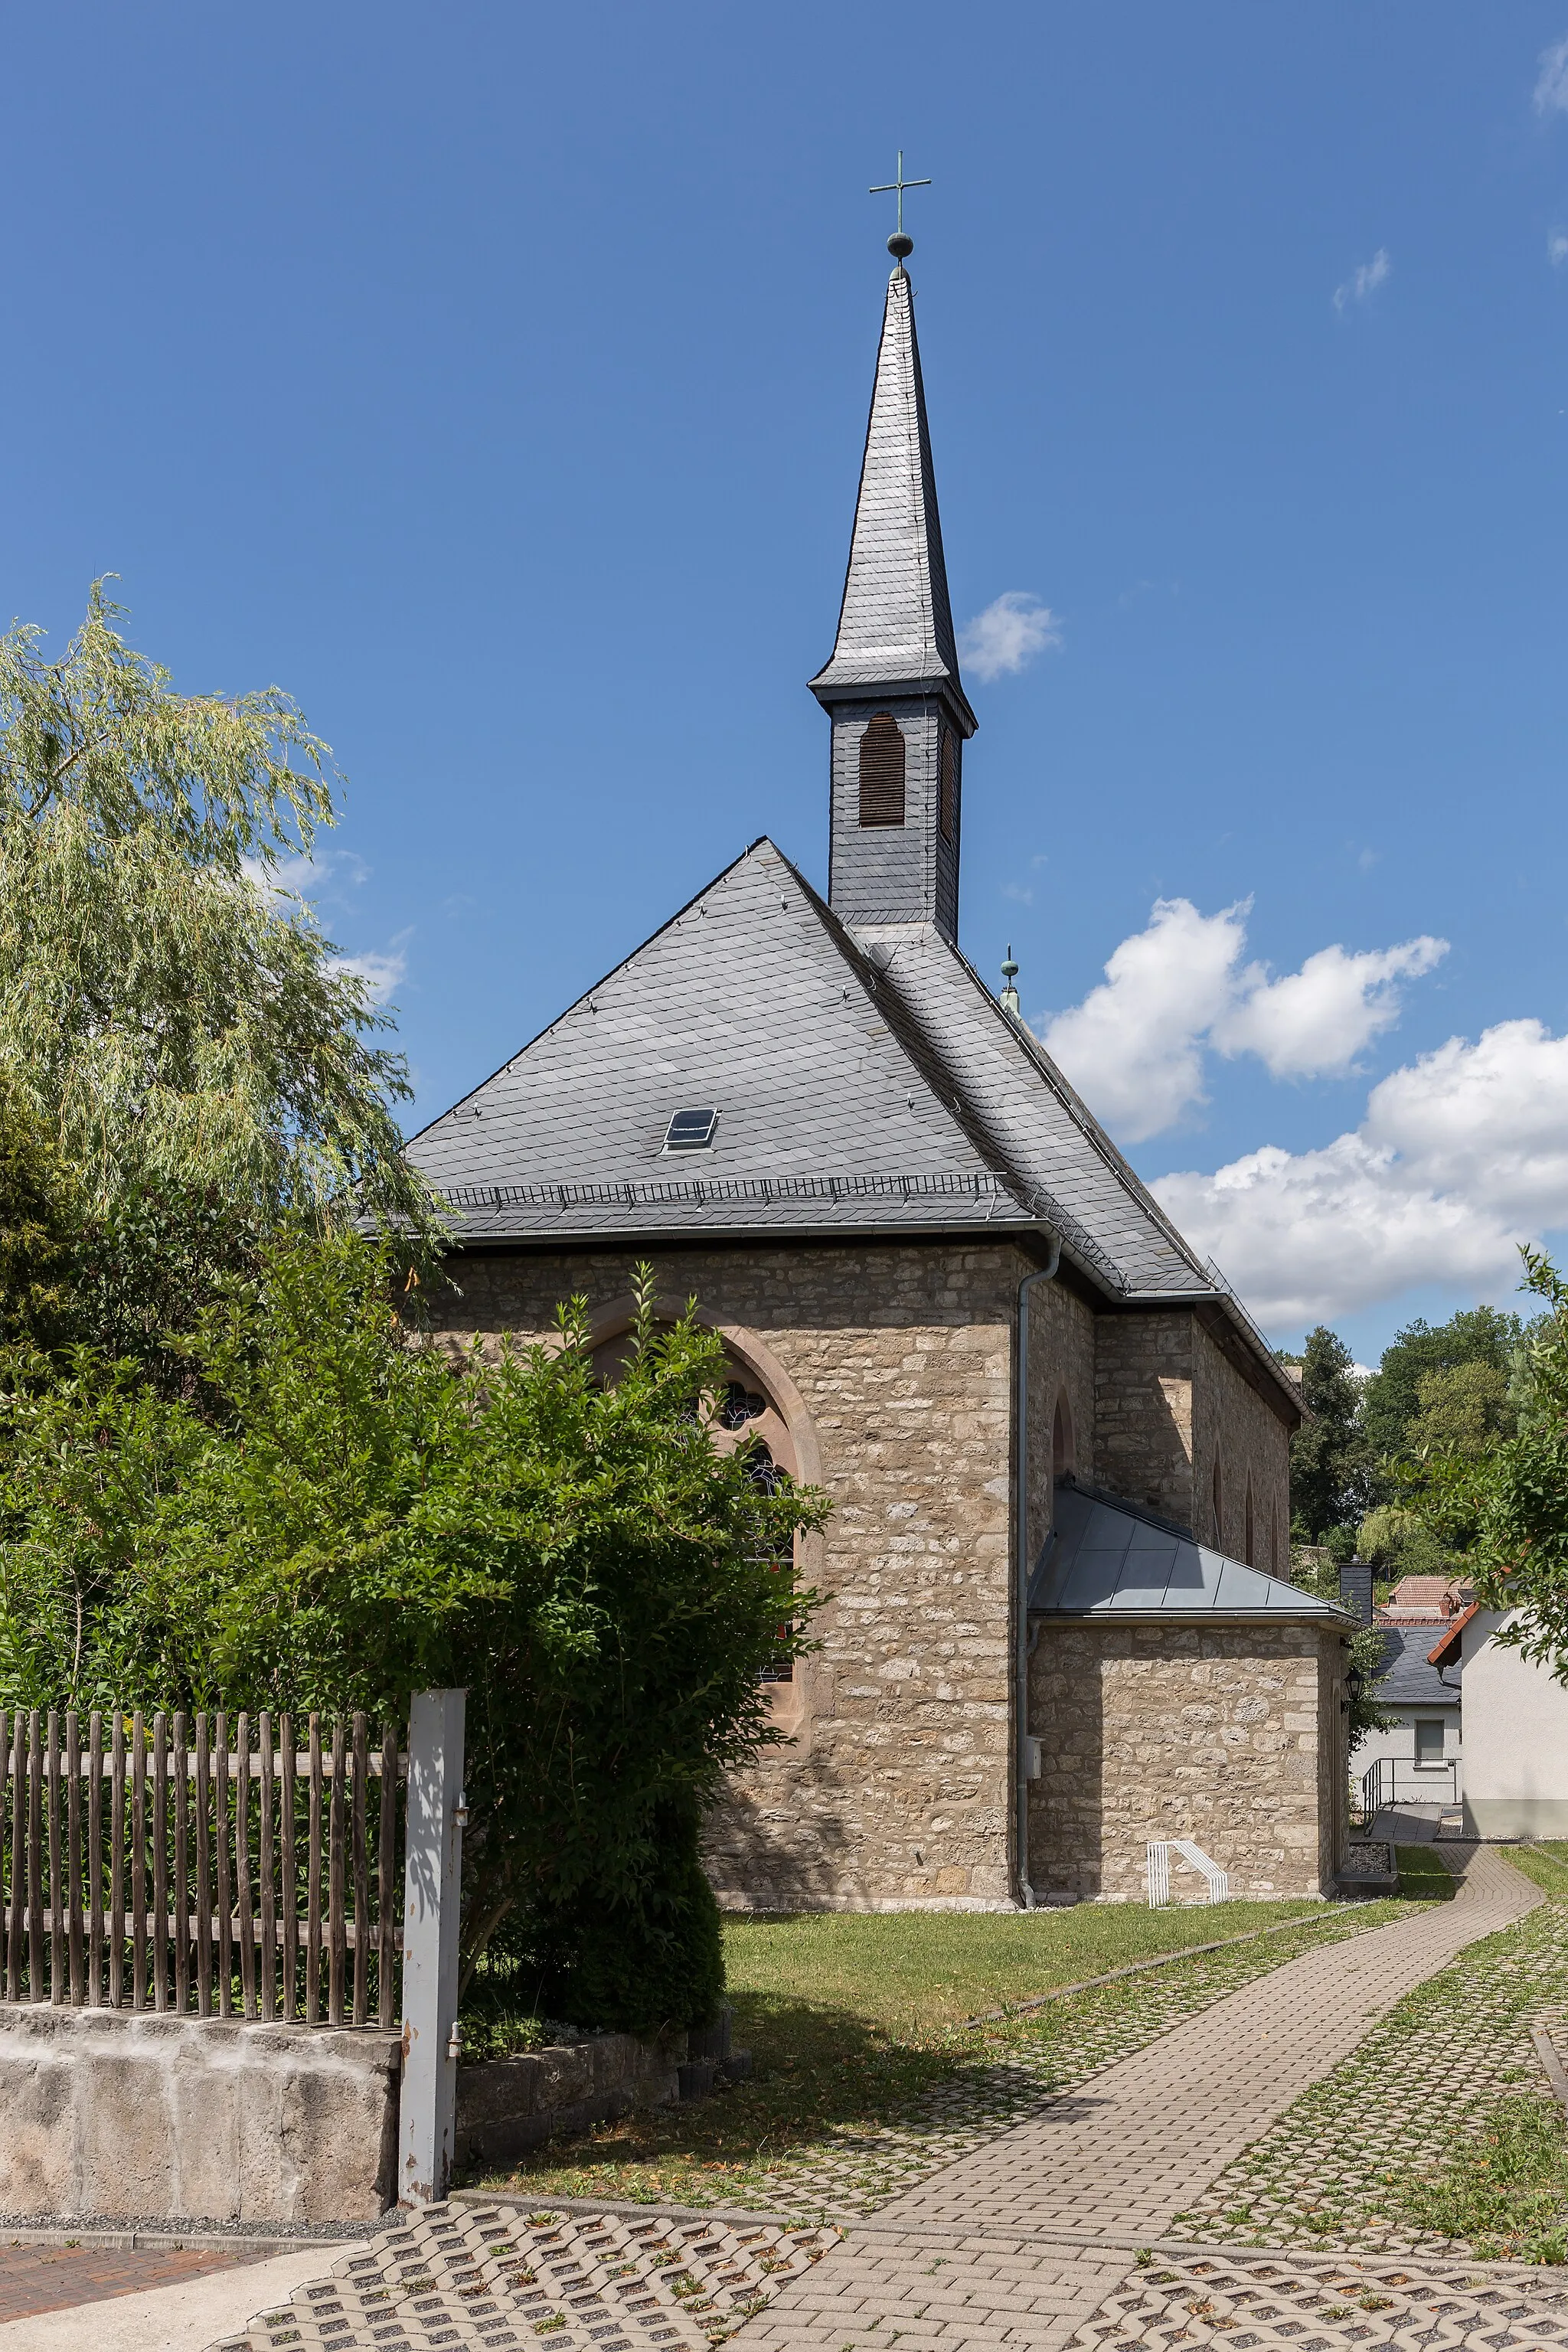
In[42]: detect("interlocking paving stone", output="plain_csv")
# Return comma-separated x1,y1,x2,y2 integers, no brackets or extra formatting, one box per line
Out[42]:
871,1848,1534,2241
208,1848,1544,2352
1173,1893,1568,2254
740,1910,1446,2220
207,2201,836,2352
1063,2243,1568,2352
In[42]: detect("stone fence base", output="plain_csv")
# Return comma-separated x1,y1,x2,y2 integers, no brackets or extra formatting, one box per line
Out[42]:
0,2008,690,2223
454,2031,684,2174
0,2007,401,2223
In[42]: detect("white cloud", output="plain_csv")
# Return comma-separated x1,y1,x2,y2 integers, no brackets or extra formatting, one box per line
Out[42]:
1550,230,1568,266
1152,1019,1568,1325
1039,898,1446,1142
242,848,368,910
959,593,1062,682
1535,34,1568,114
1042,899,1248,1141
329,930,412,1006
1214,937,1446,1076
1333,248,1391,313
242,853,407,1005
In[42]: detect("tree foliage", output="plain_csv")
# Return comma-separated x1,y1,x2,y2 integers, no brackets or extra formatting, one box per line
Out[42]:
0,584,436,1364
0,1234,828,2032
1361,1305,1523,1462
1285,1326,1374,1544
1410,1249,1568,1680
0,1080,82,1353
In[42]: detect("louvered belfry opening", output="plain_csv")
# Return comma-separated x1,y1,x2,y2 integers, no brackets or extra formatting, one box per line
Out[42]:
858,713,906,827
939,730,958,842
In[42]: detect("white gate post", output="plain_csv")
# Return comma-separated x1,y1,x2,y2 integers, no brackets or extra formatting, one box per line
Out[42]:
400,1687,466,2205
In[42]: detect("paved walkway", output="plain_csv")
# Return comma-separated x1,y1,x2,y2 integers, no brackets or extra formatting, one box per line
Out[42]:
741,1845,1540,2352
870,1846,1532,2242
74,1841,1545,2352
0,2240,336,2350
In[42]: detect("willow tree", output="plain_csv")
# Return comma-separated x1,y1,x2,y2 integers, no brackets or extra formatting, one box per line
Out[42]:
0,584,436,1358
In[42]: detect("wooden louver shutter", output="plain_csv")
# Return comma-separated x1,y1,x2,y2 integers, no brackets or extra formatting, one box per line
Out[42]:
858,714,906,828
939,730,958,841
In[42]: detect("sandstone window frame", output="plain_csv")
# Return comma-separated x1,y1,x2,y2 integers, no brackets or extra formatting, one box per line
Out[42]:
581,1292,823,1740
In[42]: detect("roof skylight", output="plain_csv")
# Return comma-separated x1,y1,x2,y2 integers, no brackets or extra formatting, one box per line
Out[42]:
664,1106,718,1153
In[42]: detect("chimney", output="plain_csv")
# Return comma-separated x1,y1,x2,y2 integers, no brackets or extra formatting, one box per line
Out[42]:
1338,1560,1374,1625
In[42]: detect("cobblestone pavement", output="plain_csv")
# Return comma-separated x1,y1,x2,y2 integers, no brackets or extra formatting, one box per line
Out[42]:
873,1847,1533,2241
207,1848,1550,2352
743,1909,1442,2220
0,2237,264,2323
742,2230,1568,2352
1171,1891,1568,2253
1066,2240,1568,2352
210,2200,838,2352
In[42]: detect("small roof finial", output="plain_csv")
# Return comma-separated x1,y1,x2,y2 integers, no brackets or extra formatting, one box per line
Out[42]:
870,149,931,270
1000,945,1021,1019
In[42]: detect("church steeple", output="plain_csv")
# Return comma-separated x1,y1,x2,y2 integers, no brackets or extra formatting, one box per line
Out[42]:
811,254,976,945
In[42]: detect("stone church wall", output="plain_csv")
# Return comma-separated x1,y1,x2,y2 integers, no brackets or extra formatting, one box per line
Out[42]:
1092,1312,1195,1524
1027,1621,1346,1902
421,1237,1032,1912
1025,1276,1098,1570
1191,1321,1292,1573
1089,1312,1292,1569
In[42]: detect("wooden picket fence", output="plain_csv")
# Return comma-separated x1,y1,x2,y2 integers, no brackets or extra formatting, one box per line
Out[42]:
0,1707,406,2025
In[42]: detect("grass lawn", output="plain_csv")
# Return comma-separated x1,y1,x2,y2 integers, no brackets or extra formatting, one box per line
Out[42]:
722,1897,1355,2035
1501,1842,1568,1903
470,1893,1424,2211
1406,2090,1568,2263
1393,1846,1458,1903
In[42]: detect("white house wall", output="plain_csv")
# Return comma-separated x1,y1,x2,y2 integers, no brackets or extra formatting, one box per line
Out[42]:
1462,1610,1568,1838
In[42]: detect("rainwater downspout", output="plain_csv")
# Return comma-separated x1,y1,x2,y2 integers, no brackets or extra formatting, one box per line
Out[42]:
1015,1229,1062,1911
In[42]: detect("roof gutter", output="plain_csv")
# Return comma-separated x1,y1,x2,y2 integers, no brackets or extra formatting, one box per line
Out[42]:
1015,1224,1062,1911
439,1215,1056,1251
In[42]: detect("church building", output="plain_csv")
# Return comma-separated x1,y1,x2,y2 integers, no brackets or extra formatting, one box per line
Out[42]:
407,236,1354,1908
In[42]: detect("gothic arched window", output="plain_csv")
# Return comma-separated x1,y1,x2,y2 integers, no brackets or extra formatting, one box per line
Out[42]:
939,730,958,842
1211,1455,1223,1548
1244,1479,1256,1568
1052,1393,1075,1479
859,714,906,828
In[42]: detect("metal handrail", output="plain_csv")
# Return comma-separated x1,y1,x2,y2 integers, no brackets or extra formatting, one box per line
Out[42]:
1361,1755,1461,1816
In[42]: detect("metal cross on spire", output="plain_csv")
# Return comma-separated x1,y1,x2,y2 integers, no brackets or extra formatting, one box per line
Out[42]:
870,150,931,266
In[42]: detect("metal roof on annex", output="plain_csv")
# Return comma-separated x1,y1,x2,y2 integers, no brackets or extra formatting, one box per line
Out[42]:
1028,1481,1354,1622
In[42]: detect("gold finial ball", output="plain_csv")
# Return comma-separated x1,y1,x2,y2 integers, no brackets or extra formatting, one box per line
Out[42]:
887,230,914,260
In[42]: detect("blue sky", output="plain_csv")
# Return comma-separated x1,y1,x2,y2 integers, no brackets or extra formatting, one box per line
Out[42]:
6,5,1568,1364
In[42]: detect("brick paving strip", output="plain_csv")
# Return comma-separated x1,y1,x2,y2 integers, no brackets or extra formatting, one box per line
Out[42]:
0,2238,267,2325
201,1847,1567,2352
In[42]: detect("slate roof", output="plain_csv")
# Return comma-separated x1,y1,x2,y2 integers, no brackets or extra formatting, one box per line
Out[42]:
1027,1481,1352,1620
405,838,1277,1318
808,269,973,724
1374,1625,1462,1710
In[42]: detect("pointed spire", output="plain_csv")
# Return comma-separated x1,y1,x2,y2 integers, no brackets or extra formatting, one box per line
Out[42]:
809,270,975,728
